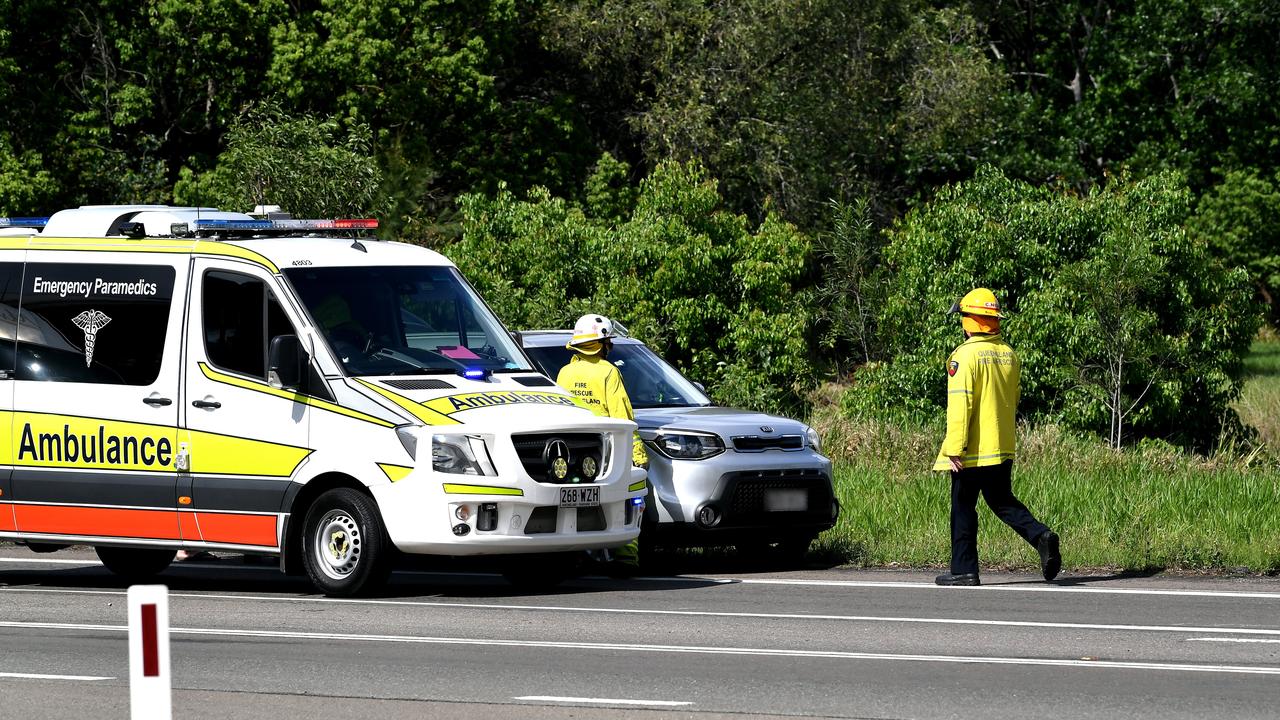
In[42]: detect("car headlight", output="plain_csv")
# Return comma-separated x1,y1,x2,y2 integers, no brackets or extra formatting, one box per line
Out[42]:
432,434,497,476
805,425,822,453
646,430,725,460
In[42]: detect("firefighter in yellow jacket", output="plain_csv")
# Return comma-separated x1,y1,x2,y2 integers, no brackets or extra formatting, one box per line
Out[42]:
557,314,647,570
933,288,1060,587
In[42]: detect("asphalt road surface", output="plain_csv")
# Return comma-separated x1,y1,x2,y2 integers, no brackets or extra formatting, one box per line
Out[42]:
2,545,1278,719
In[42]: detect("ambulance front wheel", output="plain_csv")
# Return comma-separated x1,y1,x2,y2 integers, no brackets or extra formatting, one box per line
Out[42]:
301,488,392,597
95,546,175,579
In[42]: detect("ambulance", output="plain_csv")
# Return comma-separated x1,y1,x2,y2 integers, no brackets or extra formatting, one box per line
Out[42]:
0,206,646,596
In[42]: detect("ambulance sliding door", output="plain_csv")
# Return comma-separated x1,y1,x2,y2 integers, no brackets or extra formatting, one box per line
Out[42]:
180,259,312,551
10,252,185,544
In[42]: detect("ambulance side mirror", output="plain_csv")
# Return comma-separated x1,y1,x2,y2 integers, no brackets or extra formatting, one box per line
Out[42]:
268,334,307,391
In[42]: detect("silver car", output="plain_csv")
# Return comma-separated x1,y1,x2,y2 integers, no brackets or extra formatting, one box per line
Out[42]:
520,331,839,560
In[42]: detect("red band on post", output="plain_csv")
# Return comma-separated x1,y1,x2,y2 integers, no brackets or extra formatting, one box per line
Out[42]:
141,603,159,677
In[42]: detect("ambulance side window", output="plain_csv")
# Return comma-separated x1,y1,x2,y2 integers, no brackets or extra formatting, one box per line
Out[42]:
203,270,302,383
204,271,266,378
15,262,175,385
0,262,22,379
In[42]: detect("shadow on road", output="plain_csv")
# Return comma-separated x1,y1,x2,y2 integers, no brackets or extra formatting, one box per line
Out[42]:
0,551,729,600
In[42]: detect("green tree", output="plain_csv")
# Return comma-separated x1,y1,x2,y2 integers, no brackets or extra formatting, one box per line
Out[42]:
451,158,815,413
847,166,1260,449
1188,169,1280,323
173,102,381,218
543,0,1010,225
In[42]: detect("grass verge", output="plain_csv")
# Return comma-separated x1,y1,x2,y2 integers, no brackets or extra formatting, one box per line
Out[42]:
809,338,1280,574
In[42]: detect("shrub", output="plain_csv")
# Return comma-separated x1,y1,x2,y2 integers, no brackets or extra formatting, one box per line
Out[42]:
844,166,1261,449
449,157,815,413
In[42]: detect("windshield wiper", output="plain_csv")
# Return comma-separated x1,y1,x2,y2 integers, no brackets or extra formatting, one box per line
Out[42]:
381,367,459,376
492,367,539,374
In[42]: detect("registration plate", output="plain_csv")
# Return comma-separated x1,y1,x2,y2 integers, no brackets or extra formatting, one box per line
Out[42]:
559,485,600,508
764,489,808,512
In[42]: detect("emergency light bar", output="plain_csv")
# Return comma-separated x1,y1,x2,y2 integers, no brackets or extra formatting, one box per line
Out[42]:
0,217,49,229
173,217,379,238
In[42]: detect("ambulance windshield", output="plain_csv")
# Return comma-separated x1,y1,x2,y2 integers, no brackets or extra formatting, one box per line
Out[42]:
283,265,533,376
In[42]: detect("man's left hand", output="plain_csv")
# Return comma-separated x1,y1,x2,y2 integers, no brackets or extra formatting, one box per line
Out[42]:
948,456,964,472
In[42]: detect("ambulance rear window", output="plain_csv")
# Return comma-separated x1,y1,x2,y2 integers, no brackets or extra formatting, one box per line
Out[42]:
13,263,175,385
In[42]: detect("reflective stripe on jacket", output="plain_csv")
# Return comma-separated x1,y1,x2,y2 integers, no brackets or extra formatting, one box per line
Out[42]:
556,353,649,467
933,333,1019,471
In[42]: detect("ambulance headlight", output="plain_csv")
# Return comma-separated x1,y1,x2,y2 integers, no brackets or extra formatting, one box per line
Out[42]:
432,434,497,476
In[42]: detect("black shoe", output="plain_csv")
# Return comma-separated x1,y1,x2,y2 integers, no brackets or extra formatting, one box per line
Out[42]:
1037,531,1061,581
935,572,980,586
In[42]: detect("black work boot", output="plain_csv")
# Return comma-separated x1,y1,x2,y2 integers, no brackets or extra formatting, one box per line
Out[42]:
935,572,980,586
1037,531,1061,581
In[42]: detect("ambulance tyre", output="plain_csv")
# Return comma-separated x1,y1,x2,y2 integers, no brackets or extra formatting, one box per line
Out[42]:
95,546,176,579
302,488,392,597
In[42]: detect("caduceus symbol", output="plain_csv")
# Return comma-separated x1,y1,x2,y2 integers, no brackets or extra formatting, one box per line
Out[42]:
71,310,111,367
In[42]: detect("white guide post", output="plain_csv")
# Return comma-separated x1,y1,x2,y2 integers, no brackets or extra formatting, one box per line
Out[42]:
128,584,172,720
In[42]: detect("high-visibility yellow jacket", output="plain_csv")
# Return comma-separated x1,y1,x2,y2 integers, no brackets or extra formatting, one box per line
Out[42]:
556,353,649,467
933,333,1019,471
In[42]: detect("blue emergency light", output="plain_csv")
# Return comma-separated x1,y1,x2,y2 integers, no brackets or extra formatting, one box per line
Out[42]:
192,219,274,232
461,367,491,380
0,217,49,228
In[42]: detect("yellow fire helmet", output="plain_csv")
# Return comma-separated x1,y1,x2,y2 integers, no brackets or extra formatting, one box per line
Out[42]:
566,314,616,354
950,288,1005,334
949,288,1006,318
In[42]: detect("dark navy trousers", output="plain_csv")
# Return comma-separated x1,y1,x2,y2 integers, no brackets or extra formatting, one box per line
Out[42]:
950,461,1049,575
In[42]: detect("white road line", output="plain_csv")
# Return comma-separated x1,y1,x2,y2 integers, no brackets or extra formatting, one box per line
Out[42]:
686,577,1280,600
3,619,1280,677
1188,637,1280,644
0,558,100,566
514,696,692,707
4,586,1279,638
0,671,113,681
5,555,1278,599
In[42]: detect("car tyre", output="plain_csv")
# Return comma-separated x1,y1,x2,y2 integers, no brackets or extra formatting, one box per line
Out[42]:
95,546,176,579
301,488,392,597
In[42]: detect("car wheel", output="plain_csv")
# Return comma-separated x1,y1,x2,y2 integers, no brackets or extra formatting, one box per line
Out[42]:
301,488,392,597
95,546,176,579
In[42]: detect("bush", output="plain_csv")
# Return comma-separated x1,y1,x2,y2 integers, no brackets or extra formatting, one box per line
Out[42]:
449,157,815,413
844,166,1261,449
1188,170,1280,325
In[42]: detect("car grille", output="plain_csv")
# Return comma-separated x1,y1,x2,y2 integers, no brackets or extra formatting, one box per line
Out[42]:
732,435,803,452
511,432,606,484
720,468,834,527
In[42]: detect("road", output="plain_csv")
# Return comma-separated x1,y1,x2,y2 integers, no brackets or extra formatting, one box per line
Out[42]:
1,546,1278,719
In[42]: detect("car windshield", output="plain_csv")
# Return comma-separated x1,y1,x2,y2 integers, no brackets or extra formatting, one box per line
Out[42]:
283,265,532,376
525,341,712,408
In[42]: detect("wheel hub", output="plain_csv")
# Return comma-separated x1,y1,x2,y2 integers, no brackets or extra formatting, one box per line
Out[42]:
314,510,361,580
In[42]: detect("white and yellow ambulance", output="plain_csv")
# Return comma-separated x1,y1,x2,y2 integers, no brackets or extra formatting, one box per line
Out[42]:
0,206,646,595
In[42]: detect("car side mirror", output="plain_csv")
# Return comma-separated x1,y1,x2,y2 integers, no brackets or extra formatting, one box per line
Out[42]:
268,334,307,390
510,330,523,347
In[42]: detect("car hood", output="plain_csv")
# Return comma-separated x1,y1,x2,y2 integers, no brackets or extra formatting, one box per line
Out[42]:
634,405,808,438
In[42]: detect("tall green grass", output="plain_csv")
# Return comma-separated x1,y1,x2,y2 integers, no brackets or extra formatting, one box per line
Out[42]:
811,338,1280,573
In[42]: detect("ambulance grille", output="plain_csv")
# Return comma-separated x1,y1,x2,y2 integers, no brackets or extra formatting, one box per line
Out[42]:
382,378,454,390
511,432,606,483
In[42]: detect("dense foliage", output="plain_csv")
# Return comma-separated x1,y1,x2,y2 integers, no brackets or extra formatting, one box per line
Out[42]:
846,167,1260,448
1,0,1276,444
451,158,814,413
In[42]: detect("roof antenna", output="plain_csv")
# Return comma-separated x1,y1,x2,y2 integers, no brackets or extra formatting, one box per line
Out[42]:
351,238,367,253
